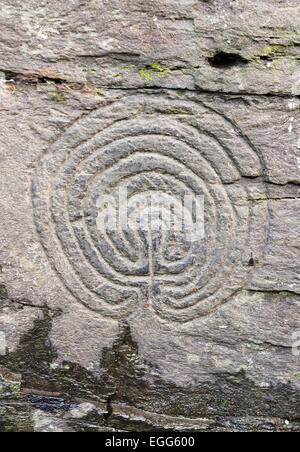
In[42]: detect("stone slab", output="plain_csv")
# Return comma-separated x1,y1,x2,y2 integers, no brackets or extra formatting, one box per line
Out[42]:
0,0,299,432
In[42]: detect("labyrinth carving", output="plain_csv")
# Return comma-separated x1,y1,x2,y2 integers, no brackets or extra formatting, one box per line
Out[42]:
32,95,268,322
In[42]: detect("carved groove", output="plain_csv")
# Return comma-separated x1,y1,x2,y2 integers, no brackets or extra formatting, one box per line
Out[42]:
32,95,268,322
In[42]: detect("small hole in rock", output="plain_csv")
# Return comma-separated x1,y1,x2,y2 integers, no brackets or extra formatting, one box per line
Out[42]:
248,254,255,267
260,55,272,61
208,52,248,69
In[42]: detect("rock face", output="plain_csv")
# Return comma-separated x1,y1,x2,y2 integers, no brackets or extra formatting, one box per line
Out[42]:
0,0,299,432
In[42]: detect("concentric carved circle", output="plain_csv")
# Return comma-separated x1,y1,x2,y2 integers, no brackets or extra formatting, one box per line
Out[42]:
32,95,268,322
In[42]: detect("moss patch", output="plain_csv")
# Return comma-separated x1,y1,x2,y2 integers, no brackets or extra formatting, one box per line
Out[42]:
0,405,34,432
48,91,66,102
139,63,171,80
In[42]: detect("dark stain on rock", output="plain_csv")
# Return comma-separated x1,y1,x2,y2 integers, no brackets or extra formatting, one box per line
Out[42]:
0,310,57,386
98,323,300,423
100,322,151,401
0,266,8,305
2,70,65,86
0,311,103,401
0,312,299,430
26,394,77,412
0,285,8,305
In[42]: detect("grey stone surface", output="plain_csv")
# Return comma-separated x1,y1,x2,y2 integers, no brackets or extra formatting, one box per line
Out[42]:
0,0,299,432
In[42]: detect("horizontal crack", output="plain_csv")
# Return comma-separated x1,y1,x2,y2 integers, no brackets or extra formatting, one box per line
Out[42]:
267,181,300,188
0,69,299,99
245,340,293,351
2,297,61,314
249,197,300,202
107,401,300,428
247,289,300,297
0,69,66,85
193,87,300,99
76,51,141,60
94,85,300,99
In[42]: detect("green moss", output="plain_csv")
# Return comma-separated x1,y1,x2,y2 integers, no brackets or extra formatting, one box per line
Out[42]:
149,62,170,74
263,45,285,57
49,91,66,102
7,381,21,396
138,68,154,80
122,65,134,73
0,377,21,396
82,68,97,73
95,88,102,97
260,194,268,200
138,62,172,80
0,407,34,432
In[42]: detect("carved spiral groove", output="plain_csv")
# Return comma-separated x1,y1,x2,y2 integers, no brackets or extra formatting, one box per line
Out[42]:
32,95,268,321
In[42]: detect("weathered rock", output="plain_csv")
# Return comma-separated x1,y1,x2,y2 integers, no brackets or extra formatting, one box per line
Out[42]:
0,0,299,432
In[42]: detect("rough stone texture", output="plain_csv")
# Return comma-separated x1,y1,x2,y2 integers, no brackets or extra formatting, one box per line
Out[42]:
0,0,299,432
